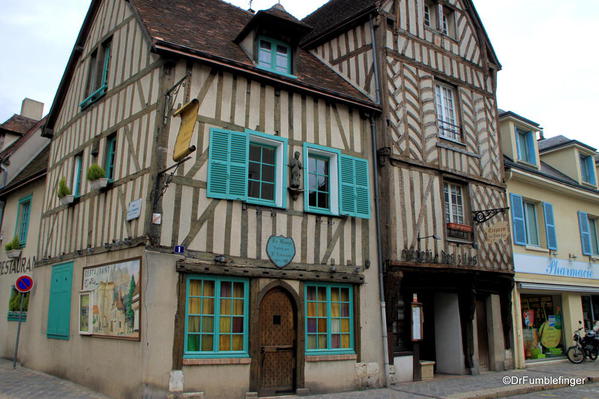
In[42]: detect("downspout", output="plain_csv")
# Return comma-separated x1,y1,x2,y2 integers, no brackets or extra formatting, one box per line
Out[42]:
369,14,390,387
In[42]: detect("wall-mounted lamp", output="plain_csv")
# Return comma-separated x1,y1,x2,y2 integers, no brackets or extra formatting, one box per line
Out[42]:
214,254,227,264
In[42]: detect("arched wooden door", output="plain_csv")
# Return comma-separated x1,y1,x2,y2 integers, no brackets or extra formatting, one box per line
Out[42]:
258,287,297,396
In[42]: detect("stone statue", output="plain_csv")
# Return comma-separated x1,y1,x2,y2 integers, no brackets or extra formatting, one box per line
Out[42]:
289,151,303,189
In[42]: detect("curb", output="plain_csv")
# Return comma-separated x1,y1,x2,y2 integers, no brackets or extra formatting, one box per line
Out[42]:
446,383,570,399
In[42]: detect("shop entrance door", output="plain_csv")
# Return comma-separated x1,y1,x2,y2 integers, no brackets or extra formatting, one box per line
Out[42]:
258,288,296,396
476,298,490,371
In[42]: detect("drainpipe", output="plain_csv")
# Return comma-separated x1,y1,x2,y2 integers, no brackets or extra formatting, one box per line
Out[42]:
369,14,391,388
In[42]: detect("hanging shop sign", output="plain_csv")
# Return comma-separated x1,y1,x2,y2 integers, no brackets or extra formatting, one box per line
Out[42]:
484,221,509,244
401,248,477,266
172,99,199,162
266,235,296,268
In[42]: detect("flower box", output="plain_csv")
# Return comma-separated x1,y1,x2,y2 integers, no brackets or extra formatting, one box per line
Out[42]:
90,178,109,191
60,195,75,206
6,249,22,259
446,223,473,233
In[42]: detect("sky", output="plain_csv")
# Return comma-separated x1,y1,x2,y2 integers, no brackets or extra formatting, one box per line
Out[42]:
0,0,597,148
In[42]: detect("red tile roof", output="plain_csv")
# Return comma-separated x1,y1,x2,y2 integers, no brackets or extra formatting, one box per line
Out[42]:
0,114,38,135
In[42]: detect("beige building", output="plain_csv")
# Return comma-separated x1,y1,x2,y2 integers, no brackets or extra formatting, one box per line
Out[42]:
0,99,48,360
500,111,599,368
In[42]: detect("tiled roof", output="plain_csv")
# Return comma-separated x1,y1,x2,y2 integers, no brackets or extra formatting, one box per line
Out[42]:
538,135,596,152
0,114,38,135
302,0,375,45
0,145,49,197
130,0,373,105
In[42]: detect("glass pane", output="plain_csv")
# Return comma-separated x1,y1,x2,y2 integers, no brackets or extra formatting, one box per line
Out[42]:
318,303,326,317
308,174,317,191
341,303,350,317
189,298,201,314
331,318,340,333
309,191,318,207
307,286,316,300
331,303,340,317
318,176,328,192
259,49,271,66
341,334,350,348
188,316,200,332
220,317,232,333
233,299,244,315
250,144,261,162
341,318,350,333
317,159,328,176
332,334,340,348
187,334,200,351
317,193,328,209
318,287,326,301
203,281,215,296
318,335,326,349
202,298,214,314
233,282,244,298
307,302,316,317
307,318,316,333
189,280,201,296
221,282,232,297
248,162,260,180
248,181,260,198
331,288,339,302
340,288,349,302
260,40,271,50
232,335,243,351
201,334,213,351
318,318,327,332
261,183,274,200
233,317,244,333
219,335,231,351
262,164,275,182
221,299,232,315
307,335,317,349
276,45,288,55
262,147,275,164
202,316,214,332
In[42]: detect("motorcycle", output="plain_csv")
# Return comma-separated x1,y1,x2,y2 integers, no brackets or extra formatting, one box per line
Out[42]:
566,321,599,364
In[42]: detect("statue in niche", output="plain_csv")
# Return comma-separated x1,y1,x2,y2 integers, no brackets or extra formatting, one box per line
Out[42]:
289,151,303,189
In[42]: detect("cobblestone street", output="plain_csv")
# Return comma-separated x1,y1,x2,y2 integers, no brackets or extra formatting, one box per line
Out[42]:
2,358,599,399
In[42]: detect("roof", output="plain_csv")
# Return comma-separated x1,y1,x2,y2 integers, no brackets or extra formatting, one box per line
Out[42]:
498,110,540,128
235,4,312,43
0,116,48,163
0,145,49,197
302,0,376,46
0,114,38,135
538,135,597,153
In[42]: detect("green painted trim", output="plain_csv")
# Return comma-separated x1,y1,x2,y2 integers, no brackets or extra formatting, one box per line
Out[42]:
105,134,117,181
15,194,32,247
73,154,83,198
247,142,277,207
47,262,74,340
256,36,294,77
303,143,341,216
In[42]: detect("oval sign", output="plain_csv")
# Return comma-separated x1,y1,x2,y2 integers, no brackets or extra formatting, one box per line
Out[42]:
266,235,296,268
15,274,34,293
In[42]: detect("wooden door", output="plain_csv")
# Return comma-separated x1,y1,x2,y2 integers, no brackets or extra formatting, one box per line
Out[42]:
259,288,296,395
475,298,489,371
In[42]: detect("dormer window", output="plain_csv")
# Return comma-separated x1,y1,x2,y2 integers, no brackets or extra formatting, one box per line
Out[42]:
257,37,292,76
580,154,596,185
516,128,536,165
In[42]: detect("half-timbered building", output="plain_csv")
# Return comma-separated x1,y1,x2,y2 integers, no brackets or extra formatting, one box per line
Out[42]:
31,0,386,398
304,0,513,379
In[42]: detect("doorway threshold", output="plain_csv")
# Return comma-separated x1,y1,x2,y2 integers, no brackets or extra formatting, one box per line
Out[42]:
525,356,567,365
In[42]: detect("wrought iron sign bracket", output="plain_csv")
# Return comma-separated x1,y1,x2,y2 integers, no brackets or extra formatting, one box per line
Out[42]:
154,156,194,207
163,72,191,125
472,207,509,225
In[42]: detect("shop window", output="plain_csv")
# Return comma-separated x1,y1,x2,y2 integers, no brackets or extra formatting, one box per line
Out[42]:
72,153,83,198
257,36,293,77
47,262,74,340
184,276,249,358
580,154,596,185
303,143,370,219
435,83,461,141
516,128,537,165
80,38,112,109
105,134,117,182
207,128,287,208
305,283,354,354
15,194,32,247
510,194,557,250
7,288,29,322
521,294,564,360
582,295,599,330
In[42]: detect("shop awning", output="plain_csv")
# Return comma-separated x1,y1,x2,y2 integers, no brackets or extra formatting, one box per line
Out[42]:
519,282,599,294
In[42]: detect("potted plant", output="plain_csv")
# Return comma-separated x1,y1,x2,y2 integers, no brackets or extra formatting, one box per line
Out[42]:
5,236,22,258
57,177,74,205
87,164,108,190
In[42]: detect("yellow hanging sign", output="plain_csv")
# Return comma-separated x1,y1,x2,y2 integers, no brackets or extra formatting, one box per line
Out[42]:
172,99,199,162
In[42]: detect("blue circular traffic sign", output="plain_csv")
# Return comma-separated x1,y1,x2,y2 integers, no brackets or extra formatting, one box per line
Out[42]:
15,275,34,293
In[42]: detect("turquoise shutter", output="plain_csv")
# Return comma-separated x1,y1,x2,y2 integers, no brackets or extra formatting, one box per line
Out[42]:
47,262,74,339
339,155,370,219
207,129,248,200
510,193,526,245
526,131,536,164
101,44,111,89
543,202,557,250
578,211,592,256
587,157,596,185
105,135,116,181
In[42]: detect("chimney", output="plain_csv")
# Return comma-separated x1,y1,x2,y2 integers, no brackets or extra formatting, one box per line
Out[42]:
20,98,44,120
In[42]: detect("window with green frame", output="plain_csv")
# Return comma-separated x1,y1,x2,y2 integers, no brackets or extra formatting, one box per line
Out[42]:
257,36,293,76
7,288,29,322
305,283,354,354
15,194,32,247
105,134,116,181
80,38,112,109
207,128,287,208
72,153,83,197
184,276,249,358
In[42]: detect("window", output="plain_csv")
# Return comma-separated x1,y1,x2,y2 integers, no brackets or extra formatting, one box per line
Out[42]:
424,1,437,28
580,154,596,185
441,6,456,37
15,194,32,247
435,83,460,141
7,288,29,322
305,283,354,354
47,262,74,340
516,128,536,165
579,211,599,256
257,37,293,76
184,276,249,358
511,194,557,250
444,183,464,224
307,155,331,211
105,134,116,181
207,128,287,208
80,38,112,109
72,153,83,197
589,218,599,255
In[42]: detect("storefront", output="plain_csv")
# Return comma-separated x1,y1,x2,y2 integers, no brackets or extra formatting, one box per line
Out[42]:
513,253,599,367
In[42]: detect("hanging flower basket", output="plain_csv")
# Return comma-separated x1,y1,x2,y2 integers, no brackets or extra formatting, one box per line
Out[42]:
90,178,109,191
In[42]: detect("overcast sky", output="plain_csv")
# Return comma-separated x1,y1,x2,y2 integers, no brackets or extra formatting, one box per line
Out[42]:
1,0,597,148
